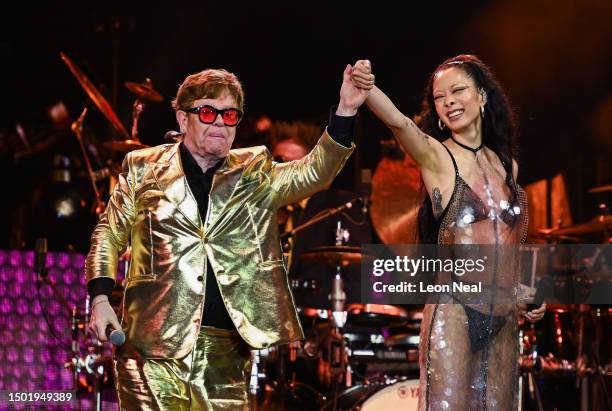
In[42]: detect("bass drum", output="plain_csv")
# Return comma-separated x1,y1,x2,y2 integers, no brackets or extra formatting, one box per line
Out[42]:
321,379,419,410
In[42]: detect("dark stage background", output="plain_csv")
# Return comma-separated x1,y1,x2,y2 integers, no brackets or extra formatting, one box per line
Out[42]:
1,0,611,251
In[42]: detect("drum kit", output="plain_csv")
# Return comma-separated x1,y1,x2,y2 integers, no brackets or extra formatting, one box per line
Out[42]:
251,218,421,410
520,187,612,410
58,51,161,217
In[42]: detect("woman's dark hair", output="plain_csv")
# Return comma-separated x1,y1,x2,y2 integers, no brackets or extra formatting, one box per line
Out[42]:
416,54,519,243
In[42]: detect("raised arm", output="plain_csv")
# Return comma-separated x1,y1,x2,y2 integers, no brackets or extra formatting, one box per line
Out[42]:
352,60,446,172
270,63,368,206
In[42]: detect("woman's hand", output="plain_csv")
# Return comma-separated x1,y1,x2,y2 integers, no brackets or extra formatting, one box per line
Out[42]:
351,60,375,90
519,303,547,323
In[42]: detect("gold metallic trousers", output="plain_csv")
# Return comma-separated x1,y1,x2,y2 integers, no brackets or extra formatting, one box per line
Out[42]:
114,326,252,411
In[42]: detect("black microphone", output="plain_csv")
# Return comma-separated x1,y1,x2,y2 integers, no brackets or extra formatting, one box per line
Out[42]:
105,326,126,346
164,130,184,142
34,238,48,280
361,168,372,215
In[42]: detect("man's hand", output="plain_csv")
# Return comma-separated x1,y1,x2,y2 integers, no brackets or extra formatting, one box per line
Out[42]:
337,60,374,116
89,295,122,342
518,303,547,323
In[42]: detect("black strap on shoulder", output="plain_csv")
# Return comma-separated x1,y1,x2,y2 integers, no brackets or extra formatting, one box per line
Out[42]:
441,143,459,177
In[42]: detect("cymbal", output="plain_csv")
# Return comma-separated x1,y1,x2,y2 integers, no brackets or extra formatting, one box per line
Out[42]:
300,245,363,267
542,215,612,237
125,81,163,102
60,52,130,139
534,229,582,243
104,139,150,153
370,148,422,244
588,184,612,194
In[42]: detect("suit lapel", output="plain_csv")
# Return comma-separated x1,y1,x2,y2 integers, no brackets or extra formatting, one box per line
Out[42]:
205,152,244,232
152,144,202,230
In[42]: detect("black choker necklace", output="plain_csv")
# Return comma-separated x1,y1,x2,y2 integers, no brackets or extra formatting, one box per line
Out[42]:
451,136,483,156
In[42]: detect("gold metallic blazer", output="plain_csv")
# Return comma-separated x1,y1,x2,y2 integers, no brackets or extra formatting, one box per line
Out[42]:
86,132,354,358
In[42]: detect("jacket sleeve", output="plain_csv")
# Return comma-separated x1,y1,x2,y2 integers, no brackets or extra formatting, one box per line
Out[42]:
269,130,355,207
85,153,137,286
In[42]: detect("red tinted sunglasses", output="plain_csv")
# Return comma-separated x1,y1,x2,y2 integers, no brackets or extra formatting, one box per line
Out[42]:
185,105,243,127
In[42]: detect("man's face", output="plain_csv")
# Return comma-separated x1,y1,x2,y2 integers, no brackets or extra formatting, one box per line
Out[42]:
176,91,239,159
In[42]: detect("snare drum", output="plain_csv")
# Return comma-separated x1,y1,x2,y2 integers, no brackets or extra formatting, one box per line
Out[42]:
347,304,408,328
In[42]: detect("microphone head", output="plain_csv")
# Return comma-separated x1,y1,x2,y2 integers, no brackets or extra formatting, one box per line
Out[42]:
109,329,126,346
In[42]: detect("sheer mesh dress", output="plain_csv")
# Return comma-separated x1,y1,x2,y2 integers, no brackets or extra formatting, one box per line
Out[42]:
418,142,528,411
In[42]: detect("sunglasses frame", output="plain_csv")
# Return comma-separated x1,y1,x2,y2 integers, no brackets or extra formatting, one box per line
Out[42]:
184,104,243,127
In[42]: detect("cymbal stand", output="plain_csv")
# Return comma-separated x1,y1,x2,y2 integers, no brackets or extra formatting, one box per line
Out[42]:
328,221,352,410
71,107,105,214
130,97,145,142
519,246,544,411
518,323,544,411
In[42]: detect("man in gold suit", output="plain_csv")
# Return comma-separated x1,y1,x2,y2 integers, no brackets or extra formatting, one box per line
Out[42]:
85,63,373,410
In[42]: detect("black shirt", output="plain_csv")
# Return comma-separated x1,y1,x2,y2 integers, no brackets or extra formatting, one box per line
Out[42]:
179,142,234,328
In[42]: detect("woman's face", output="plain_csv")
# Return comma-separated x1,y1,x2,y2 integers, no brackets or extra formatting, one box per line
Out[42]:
432,66,486,133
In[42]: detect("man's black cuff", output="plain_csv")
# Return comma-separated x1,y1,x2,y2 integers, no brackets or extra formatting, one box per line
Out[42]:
327,105,356,148
88,277,115,300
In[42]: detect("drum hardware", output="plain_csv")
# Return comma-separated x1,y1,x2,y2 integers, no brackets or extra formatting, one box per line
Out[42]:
320,377,420,410
280,198,361,242
70,107,106,215
64,282,126,411
350,348,419,363
539,215,611,237
103,139,150,153
588,184,612,194
120,78,162,149
383,334,420,349
347,304,409,329
125,79,163,102
58,54,158,146
520,303,612,411
35,237,108,409
291,278,319,291
60,51,133,214
287,216,423,409
300,245,363,268
60,52,130,139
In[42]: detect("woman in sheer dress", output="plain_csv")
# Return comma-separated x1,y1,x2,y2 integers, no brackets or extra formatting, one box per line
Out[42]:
351,55,546,410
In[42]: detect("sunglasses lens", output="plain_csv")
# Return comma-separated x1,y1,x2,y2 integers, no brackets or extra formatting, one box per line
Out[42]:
198,106,217,123
222,109,241,126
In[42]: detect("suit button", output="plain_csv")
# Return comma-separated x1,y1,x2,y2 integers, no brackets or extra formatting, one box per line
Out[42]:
197,275,204,281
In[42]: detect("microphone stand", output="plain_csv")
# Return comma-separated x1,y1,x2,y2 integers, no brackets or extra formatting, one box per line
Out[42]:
280,197,361,241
